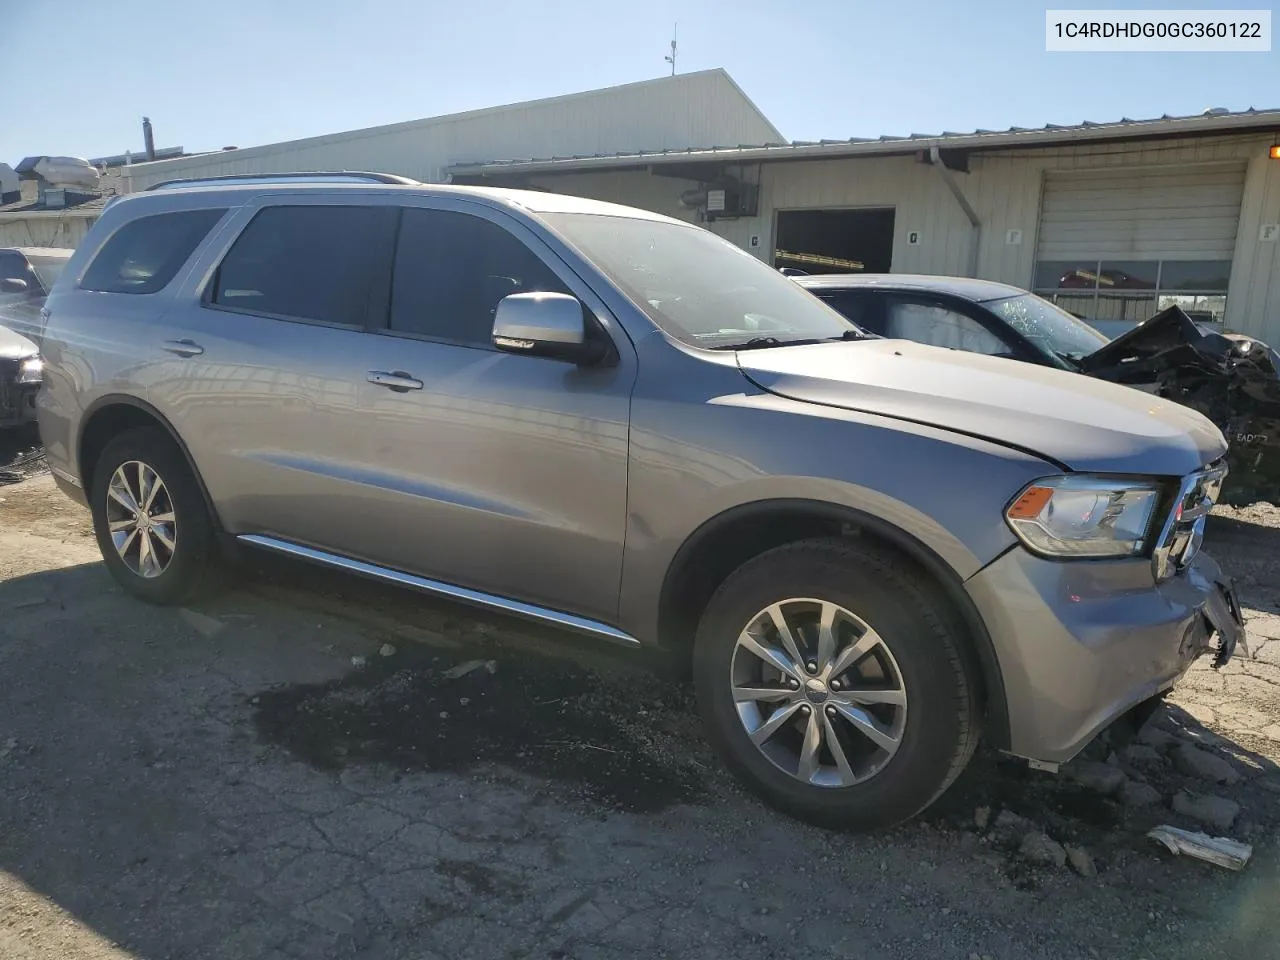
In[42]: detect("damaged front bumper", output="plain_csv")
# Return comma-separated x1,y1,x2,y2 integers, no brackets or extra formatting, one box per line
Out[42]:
966,546,1244,767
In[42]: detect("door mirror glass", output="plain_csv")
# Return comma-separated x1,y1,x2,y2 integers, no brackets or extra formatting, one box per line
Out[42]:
492,292,603,364
0,278,29,294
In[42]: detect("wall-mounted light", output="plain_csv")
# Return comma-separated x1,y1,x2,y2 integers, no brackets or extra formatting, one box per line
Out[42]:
1270,143,1280,160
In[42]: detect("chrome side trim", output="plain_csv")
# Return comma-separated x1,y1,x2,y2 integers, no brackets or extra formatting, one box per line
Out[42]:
237,534,641,648
49,464,82,488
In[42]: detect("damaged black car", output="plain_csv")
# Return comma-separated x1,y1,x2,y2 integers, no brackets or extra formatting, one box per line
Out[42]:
795,273,1280,504
0,246,71,429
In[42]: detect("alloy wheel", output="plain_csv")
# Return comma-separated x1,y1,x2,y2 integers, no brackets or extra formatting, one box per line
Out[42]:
730,598,907,787
105,460,178,579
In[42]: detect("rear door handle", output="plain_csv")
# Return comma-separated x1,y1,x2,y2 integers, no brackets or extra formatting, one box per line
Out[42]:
366,370,424,392
162,339,204,358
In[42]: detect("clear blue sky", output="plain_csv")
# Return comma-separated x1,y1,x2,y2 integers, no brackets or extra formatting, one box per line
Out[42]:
1,0,1277,162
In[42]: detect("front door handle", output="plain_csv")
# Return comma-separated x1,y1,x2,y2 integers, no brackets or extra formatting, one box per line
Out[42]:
162,339,204,358
366,370,424,392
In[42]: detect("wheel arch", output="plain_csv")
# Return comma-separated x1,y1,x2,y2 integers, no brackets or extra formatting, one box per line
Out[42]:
77,394,223,531
657,498,1011,750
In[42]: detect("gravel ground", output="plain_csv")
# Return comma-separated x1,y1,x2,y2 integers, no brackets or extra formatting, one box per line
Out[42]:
1,475,1278,959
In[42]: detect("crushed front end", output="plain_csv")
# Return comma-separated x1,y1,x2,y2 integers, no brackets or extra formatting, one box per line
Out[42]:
1079,306,1280,504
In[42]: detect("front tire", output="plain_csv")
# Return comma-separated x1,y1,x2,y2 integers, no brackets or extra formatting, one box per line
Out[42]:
90,427,221,605
693,537,980,831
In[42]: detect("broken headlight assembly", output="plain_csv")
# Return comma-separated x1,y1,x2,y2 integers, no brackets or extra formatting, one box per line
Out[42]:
16,357,42,383
1005,475,1161,558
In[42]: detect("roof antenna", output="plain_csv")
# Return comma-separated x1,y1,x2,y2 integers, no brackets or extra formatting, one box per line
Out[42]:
664,23,678,76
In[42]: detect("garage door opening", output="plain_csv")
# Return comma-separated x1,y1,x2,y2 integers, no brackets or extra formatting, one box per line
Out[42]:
774,208,895,275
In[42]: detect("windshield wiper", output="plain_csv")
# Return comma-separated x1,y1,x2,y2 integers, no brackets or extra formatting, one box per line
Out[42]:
712,336,807,351
713,332,864,351
1052,350,1083,369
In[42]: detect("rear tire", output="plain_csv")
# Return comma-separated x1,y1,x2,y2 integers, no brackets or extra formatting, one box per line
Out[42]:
90,427,223,605
693,537,980,831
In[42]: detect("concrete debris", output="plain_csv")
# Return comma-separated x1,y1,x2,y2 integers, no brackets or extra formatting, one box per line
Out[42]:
1136,725,1180,749
1066,760,1126,795
443,659,492,680
178,608,225,638
1148,825,1252,871
973,805,991,830
1018,832,1067,868
378,643,396,657
1121,779,1163,808
1121,744,1166,767
350,655,367,668
1173,743,1241,784
1172,791,1240,831
1064,844,1097,878
990,809,1034,844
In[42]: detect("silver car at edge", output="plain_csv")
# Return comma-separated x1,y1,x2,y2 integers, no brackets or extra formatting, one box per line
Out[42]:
35,176,1245,830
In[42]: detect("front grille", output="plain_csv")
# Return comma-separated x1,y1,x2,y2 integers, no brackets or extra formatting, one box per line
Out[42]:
1152,458,1228,580
0,358,20,420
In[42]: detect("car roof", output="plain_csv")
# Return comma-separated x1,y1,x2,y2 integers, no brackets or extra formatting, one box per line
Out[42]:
0,246,74,260
113,182,686,225
795,273,1027,303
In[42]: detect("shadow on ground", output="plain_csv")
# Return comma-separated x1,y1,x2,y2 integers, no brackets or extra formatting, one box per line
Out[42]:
3,552,1280,959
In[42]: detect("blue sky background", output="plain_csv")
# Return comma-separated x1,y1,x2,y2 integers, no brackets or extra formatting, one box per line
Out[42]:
1,0,1277,162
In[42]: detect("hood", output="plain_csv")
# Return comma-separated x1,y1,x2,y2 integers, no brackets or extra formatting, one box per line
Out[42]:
736,338,1226,476
0,323,38,361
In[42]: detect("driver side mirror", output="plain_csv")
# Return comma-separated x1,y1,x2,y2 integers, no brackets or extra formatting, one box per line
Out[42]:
491,292,608,365
0,278,28,294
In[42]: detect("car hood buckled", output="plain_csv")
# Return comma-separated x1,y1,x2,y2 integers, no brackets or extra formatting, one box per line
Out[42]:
736,338,1227,475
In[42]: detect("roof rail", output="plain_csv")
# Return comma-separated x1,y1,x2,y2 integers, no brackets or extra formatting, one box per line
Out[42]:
143,171,420,191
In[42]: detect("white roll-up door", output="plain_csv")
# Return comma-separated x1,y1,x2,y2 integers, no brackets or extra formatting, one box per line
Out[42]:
1037,163,1246,260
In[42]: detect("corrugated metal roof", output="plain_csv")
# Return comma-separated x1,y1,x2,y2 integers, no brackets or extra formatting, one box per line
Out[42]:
120,69,783,176
0,196,108,217
448,105,1280,175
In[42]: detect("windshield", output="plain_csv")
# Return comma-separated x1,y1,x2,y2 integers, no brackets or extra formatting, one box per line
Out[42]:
29,256,68,293
985,293,1110,365
542,213,862,348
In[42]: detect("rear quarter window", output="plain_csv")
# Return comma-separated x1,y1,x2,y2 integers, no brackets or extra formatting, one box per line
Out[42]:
81,208,227,295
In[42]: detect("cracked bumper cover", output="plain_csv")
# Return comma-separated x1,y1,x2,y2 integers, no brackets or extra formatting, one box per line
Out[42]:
965,546,1242,765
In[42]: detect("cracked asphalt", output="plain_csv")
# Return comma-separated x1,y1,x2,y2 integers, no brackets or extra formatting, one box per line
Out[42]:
2,472,1280,960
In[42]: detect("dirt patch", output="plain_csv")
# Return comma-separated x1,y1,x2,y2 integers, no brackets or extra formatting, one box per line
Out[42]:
251,641,711,813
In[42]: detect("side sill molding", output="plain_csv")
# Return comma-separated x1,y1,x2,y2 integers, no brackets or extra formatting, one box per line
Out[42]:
237,534,641,648
49,465,82,488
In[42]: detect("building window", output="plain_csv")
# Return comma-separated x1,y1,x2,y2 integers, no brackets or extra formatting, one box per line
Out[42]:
1033,259,1230,326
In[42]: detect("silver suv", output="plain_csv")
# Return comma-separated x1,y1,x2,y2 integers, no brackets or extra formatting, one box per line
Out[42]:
37,176,1244,830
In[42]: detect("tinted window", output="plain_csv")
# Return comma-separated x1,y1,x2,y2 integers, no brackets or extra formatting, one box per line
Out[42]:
389,209,570,347
884,301,1011,356
82,209,226,294
213,205,390,327
0,252,35,287
813,290,881,334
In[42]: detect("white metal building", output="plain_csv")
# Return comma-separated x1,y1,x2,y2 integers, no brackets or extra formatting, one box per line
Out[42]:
452,109,1280,343
0,198,104,248
117,69,783,191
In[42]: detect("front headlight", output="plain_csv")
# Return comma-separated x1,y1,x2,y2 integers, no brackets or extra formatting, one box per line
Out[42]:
17,357,42,383
1005,475,1161,558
